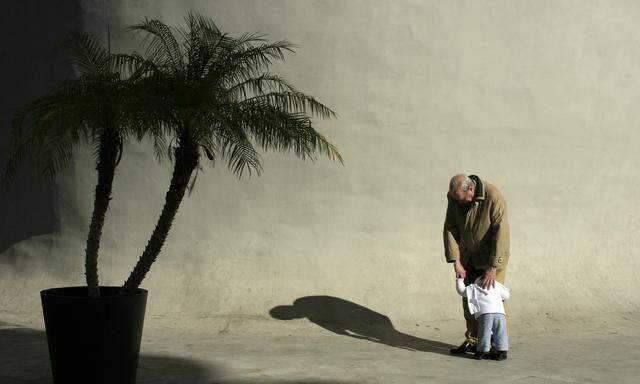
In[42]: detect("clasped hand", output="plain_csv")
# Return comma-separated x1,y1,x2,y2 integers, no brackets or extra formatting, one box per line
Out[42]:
453,260,496,289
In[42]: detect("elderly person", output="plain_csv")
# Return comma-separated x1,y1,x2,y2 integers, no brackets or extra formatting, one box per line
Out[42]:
443,174,510,354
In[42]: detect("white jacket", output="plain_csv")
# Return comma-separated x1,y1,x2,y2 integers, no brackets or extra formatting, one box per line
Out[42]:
456,277,510,318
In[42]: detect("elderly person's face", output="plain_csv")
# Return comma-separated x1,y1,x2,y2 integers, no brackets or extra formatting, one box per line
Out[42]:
449,185,475,205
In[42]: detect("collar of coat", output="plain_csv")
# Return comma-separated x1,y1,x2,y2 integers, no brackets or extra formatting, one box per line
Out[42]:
468,174,485,201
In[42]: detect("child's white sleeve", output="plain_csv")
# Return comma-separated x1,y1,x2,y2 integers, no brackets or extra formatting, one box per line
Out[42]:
455,278,467,297
500,284,510,301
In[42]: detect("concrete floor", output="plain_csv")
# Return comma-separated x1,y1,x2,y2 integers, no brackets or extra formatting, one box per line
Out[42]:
1,312,639,384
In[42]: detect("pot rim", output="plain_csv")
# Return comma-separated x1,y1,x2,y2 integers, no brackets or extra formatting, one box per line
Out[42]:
41,286,147,299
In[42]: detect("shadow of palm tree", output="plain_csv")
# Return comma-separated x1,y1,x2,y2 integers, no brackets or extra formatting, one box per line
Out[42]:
270,295,456,355
0,321,218,383
0,319,395,383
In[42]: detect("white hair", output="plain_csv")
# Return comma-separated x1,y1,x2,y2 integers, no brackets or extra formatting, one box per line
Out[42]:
449,174,476,193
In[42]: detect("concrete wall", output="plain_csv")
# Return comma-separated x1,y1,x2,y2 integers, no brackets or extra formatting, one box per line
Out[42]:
2,0,640,330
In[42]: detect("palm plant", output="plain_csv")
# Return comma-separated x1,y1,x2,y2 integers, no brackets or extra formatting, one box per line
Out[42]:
2,32,149,298
118,12,342,296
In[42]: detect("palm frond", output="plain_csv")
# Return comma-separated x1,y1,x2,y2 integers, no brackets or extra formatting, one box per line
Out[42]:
127,18,184,73
59,32,110,75
211,41,295,87
1,118,34,188
225,73,298,100
7,104,88,185
215,123,262,178
109,52,158,80
38,121,83,180
241,91,336,119
185,11,221,35
237,101,342,164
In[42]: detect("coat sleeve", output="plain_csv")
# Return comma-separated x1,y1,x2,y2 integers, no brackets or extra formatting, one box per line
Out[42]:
443,195,461,263
489,194,510,268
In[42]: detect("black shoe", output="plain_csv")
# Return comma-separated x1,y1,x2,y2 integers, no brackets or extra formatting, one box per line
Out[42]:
449,340,477,354
473,351,488,360
492,351,508,361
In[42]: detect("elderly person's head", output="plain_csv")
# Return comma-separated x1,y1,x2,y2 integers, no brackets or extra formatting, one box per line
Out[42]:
448,174,475,204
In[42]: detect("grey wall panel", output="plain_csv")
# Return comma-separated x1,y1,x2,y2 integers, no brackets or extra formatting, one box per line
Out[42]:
2,1,639,329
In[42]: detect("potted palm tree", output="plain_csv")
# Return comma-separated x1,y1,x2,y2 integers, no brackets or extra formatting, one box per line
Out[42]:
4,12,341,384
3,32,155,384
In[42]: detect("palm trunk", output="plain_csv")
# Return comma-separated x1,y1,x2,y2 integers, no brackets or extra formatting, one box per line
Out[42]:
119,143,199,296
85,134,119,298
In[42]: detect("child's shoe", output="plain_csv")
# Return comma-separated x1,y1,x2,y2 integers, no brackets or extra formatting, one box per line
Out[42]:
492,351,508,361
473,351,488,360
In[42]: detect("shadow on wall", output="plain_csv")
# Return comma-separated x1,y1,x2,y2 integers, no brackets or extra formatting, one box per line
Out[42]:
0,1,82,254
270,295,456,355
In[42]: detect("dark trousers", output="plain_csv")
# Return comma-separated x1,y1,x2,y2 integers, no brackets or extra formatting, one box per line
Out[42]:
462,262,508,344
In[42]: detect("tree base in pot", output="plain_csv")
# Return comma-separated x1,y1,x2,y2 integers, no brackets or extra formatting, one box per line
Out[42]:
41,286,147,384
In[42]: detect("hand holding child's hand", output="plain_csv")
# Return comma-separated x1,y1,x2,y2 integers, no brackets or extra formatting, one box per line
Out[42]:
454,260,466,279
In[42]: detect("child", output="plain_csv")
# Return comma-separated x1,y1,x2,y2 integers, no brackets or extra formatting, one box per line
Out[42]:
456,276,510,360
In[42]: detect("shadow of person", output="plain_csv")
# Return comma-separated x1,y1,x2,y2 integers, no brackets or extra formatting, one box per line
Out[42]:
0,321,219,383
270,296,456,355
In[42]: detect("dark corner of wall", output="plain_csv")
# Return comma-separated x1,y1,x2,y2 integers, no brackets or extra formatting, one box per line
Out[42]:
0,0,83,253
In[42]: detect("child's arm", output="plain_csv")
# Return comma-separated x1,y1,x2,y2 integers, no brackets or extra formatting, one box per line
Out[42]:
455,278,467,297
500,284,510,301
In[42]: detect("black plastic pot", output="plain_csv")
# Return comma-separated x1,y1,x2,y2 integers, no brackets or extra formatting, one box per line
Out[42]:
40,286,147,384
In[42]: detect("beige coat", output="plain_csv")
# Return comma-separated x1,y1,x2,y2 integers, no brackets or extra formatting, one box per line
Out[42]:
443,175,510,270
